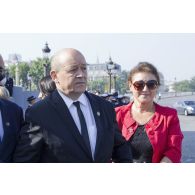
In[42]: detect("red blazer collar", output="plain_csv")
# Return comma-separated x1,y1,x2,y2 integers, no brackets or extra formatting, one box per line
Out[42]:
124,101,163,130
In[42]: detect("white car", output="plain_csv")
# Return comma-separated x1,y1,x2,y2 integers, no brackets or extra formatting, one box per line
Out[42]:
173,100,195,116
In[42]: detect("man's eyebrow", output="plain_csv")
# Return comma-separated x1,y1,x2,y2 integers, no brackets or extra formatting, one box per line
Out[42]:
64,63,88,68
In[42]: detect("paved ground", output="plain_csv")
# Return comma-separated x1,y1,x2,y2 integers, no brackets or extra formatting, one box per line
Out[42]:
181,131,195,162
158,95,195,163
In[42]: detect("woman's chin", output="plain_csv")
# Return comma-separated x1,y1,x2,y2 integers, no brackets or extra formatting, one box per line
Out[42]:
138,97,152,104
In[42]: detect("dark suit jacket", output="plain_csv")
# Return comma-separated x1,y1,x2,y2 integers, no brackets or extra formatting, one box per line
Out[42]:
5,77,14,96
0,98,24,162
13,90,132,163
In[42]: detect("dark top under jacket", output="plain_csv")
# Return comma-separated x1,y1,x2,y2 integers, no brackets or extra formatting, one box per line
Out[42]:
129,125,153,163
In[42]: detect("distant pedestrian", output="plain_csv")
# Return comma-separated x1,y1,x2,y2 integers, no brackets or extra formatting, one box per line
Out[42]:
25,95,36,117
5,71,14,97
27,95,36,107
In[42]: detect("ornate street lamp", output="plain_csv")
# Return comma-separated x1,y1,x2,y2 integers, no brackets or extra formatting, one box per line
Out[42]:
174,77,177,96
106,57,119,93
27,73,32,91
13,54,20,86
42,42,51,76
112,71,117,92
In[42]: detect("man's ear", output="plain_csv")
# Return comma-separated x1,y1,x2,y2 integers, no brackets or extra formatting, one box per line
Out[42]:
50,70,58,83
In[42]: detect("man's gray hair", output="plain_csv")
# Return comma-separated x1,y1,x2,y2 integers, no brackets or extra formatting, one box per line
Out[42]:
51,48,85,72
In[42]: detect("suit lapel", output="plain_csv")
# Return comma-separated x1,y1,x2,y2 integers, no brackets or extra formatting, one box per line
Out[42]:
84,92,104,159
49,90,93,159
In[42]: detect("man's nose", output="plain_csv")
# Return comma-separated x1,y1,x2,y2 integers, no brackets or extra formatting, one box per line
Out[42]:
75,68,85,77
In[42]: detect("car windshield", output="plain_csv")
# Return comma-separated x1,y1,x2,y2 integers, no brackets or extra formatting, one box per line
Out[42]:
184,101,195,106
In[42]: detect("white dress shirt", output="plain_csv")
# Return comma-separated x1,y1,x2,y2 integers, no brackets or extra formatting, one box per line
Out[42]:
58,90,97,159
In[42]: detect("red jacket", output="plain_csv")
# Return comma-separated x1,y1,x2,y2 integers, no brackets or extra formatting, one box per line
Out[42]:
115,102,183,163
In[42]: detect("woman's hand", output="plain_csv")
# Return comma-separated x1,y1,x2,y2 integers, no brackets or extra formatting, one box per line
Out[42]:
160,156,173,163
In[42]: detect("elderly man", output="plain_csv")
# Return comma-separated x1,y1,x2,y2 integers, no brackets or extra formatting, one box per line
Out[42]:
0,54,24,162
13,48,132,163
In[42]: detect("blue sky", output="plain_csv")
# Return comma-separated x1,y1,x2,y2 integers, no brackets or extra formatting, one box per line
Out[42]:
0,33,195,82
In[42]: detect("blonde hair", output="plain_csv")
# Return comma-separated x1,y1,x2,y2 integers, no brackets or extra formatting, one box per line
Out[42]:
0,86,10,100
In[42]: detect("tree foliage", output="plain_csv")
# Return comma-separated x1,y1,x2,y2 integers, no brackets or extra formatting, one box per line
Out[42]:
28,58,45,90
87,79,107,93
7,64,16,79
116,70,129,94
189,76,195,92
174,80,192,92
18,62,30,89
7,62,30,88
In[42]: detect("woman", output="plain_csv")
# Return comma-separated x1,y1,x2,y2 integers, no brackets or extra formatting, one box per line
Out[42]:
38,75,56,99
0,86,10,100
115,62,183,163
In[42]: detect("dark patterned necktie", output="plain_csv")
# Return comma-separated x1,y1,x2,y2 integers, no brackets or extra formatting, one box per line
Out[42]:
73,101,91,154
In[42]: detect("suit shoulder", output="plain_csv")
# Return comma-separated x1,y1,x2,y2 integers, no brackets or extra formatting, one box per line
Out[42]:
0,98,22,111
88,93,114,107
30,98,49,112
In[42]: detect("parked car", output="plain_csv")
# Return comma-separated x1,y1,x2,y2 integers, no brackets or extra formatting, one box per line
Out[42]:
173,100,195,116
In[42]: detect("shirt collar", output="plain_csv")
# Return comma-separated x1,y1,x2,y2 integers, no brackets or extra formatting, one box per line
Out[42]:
57,90,88,108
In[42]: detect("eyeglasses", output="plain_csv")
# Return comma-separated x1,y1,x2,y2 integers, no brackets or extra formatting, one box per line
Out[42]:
133,80,158,91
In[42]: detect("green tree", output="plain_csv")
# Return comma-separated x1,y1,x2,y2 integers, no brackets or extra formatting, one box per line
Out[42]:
7,62,29,88
87,79,107,93
29,58,45,90
189,76,195,92
7,64,16,80
174,80,191,92
116,70,129,94
7,59,51,90
18,62,30,89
